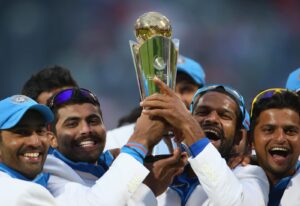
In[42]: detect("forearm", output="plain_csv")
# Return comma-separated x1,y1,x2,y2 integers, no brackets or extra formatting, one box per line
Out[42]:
56,153,149,206
127,183,157,206
189,143,243,206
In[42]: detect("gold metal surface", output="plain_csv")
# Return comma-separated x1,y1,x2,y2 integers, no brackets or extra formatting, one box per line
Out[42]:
134,12,172,43
129,11,179,100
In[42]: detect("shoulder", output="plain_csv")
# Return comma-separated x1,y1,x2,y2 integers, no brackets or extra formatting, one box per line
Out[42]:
280,165,300,204
233,164,266,177
44,154,81,181
44,154,86,196
0,175,56,206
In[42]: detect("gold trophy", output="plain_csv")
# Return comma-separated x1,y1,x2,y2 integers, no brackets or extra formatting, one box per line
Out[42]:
129,11,179,100
129,12,179,160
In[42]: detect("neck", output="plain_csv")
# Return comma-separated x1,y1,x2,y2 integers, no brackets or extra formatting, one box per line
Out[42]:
0,163,37,180
267,169,296,186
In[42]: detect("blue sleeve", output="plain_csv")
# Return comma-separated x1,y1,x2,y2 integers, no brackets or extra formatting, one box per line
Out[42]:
189,138,210,157
120,146,144,164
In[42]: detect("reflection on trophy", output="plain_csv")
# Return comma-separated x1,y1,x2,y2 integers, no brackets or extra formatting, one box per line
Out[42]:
129,11,179,100
129,12,179,159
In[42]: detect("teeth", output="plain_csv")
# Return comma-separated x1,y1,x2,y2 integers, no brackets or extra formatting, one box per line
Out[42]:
24,153,39,158
204,129,218,135
270,147,288,152
79,140,95,147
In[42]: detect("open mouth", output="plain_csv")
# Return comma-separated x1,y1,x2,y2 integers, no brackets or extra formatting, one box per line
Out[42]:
268,147,290,158
203,129,221,141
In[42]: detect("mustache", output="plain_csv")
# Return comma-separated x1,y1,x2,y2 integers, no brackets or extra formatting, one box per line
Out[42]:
18,145,45,155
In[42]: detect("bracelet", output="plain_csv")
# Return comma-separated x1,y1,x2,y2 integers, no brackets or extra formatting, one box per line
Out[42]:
126,141,148,156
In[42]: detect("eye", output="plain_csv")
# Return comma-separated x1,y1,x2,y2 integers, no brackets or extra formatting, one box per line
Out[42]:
194,108,209,117
36,127,48,136
180,86,195,94
88,116,102,126
14,129,32,136
285,127,299,136
262,126,274,134
219,112,233,120
65,120,78,128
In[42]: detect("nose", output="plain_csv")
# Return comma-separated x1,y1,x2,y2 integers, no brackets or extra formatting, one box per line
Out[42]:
203,111,219,123
26,132,42,147
273,128,286,143
80,121,92,135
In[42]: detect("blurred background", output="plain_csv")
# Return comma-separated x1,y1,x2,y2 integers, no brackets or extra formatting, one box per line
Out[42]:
1,0,300,129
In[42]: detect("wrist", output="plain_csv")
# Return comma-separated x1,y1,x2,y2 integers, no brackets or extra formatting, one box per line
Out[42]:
181,120,205,147
128,136,150,150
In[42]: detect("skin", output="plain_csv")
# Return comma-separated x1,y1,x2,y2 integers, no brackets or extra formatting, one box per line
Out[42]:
141,77,205,146
0,110,51,179
52,103,106,164
175,80,199,108
192,92,241,159
253,108,300,185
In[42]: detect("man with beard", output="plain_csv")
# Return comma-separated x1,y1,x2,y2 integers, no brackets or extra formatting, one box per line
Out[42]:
0,95,57,206
250,88,300,205
141,78,269,205
44,87,185,205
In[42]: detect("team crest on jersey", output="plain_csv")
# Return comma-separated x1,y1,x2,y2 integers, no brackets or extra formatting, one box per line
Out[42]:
11,95,30,104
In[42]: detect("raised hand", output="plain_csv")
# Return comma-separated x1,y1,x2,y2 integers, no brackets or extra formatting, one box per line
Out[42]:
140,77,205,146
128,113,166,151
143,148,188,196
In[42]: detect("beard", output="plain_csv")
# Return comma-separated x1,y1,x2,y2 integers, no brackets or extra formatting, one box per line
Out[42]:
201,122,235,161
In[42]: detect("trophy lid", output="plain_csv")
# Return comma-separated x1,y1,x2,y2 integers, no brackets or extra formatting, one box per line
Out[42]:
134,11,172,43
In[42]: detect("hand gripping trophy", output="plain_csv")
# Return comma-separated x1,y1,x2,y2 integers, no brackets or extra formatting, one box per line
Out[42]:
129,12,179,159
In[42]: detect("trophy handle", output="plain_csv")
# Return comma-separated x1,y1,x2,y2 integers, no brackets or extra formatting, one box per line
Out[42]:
171,39,180,90
129,40,144,100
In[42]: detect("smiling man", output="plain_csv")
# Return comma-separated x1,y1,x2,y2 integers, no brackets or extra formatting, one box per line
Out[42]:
43,87,184,205
141,79,268,206
250,88,300,205
0,95,56,206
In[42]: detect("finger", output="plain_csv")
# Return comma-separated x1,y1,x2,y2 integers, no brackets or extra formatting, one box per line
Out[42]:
142,108,168,119
153,76,174,96
142,93,170,104
153,148,182,168
162,167,184,180
172,167,185,177
140,99,170,109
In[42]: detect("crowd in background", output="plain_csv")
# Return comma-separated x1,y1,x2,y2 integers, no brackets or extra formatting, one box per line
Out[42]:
1,0,300,129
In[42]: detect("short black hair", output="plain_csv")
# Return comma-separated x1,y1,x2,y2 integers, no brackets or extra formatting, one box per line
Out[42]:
22,65,78,101
250,90,300,138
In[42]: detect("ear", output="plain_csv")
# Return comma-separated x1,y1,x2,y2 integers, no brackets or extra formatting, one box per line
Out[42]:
48,132,58,148
234,129,244,146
